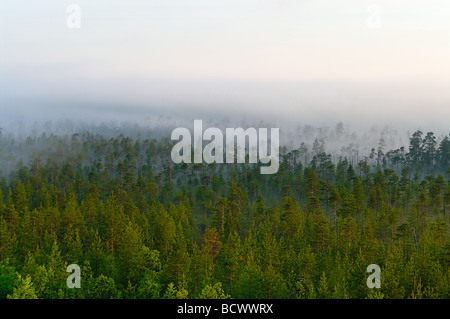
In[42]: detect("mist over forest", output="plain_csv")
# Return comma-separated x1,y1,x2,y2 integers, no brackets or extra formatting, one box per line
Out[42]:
1,109,449,300
1,112,448,181
2,0,450,303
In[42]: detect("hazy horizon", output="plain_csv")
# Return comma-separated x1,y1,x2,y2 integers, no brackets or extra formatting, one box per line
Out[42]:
1,1,449,134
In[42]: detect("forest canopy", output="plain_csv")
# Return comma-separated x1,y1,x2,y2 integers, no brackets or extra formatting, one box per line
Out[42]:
0,122,449,299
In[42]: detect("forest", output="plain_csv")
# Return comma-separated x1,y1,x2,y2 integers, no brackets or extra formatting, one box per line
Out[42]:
0,123,449,299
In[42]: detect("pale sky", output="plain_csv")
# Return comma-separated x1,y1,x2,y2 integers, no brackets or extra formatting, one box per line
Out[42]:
1,0,449,130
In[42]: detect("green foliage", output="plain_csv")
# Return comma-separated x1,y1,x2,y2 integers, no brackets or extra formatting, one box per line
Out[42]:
163,282,188,299
85,274,118,299
7,274,38,299
0,129,449,299
198,282,230,299
0,259,16,298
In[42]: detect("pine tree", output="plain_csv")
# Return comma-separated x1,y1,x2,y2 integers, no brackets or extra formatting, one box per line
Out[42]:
329,186,341,229
13,182,28,215
62,192,86,236
353,177,365,213
102,193,126,256
0,216,17,261
408,130,423,166
309,200,330,251
0,259,16,299
437,135,450,168
339,216,357,253
7,274,38,299
317,271,330,299
220,229,242,294
198,282,230,299
280,195,304,241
